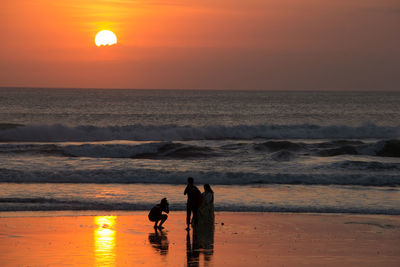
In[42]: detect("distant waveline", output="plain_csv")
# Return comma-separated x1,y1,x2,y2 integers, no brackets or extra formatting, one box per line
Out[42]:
0,123,399,142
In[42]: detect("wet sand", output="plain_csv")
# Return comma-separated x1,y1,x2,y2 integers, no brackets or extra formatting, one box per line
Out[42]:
0,212,399,266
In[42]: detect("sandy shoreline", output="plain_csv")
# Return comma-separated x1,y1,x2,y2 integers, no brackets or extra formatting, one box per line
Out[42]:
0,211,399,266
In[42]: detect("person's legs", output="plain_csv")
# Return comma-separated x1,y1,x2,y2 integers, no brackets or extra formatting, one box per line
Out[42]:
158,214,168,229
154,219,159,228
192,205,199,226
186,204,192,227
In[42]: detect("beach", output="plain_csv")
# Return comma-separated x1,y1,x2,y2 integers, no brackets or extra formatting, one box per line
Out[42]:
0,211,399,266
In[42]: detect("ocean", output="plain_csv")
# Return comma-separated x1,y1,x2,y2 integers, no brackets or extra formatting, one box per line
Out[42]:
0,88,399,214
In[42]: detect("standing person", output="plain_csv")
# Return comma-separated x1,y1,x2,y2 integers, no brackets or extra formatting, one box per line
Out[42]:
148,198,169,229
184,177,201,230
197,184,215,228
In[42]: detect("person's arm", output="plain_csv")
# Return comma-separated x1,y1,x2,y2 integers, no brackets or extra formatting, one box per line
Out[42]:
165,204,169,214
184,185,188,195
162,200,170,214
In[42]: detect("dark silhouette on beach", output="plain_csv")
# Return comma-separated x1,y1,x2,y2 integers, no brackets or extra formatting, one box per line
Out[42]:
148,198,169,229
184,177,201,230
197,184,215,229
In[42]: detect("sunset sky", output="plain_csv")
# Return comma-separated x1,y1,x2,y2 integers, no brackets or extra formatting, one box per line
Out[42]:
0,0,399,90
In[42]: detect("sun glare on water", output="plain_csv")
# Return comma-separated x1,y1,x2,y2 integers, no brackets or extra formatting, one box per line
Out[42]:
95,30,117,47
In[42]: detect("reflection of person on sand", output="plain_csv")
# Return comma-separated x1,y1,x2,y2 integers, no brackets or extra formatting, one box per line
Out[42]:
196,184,215,228
148,198,169,229
184,177,201,230
186,224,214,267
148,228,169,256
186,230,200,267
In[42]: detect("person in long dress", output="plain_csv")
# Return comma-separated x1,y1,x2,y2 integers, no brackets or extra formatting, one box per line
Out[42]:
196,184,215,228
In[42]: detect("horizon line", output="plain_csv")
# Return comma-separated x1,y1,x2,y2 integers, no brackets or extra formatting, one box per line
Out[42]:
1,86,399,93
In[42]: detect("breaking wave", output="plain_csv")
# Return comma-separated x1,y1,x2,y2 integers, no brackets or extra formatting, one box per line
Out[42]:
1,139,400,159
329,161,400,171
0,168,399,186
254,140,304,151
0,142,216,159
0,123,399,142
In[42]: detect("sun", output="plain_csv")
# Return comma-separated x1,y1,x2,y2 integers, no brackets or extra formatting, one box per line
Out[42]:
95,30,117,47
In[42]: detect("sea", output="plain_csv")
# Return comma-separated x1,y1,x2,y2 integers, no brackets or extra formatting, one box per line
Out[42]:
0,88,399,215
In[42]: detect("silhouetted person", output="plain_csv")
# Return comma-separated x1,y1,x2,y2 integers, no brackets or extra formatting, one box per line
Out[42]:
148,228,169,256
197,184,215,228
184,177,201,230
148,198,169,229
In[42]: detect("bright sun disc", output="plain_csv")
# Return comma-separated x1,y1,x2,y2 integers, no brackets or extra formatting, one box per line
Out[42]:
95,30,117,47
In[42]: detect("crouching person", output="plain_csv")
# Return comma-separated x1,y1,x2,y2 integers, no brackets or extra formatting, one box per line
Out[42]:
148,198,169,229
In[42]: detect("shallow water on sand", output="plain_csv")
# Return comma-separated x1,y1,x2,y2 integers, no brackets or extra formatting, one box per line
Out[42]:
0,183,399,215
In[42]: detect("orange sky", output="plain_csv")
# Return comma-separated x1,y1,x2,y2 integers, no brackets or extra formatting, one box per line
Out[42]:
0,0,399,90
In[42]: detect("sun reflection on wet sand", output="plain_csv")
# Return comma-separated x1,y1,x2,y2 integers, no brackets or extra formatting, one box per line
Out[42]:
94,216,116,267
